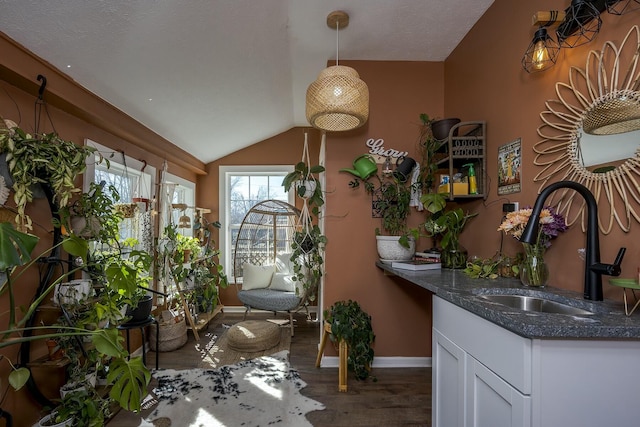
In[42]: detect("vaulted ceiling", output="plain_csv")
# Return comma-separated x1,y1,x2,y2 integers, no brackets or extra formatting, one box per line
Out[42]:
0,0,494,163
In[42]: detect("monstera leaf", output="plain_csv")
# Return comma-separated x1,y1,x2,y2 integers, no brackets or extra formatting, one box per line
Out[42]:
107,355,151,412
0,222,38,271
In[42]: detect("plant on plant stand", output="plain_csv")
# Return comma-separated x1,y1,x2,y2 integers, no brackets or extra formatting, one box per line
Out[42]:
324,300,375,381
498,206,567,287
0,223,151,417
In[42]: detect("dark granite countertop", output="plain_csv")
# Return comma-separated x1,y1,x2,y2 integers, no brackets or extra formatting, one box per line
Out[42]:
377,261,640,339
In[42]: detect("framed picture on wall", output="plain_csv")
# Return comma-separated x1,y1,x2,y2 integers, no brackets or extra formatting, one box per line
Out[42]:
498,138,521,195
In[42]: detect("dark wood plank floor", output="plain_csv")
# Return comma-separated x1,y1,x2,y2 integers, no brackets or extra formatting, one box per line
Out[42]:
108,310,432,426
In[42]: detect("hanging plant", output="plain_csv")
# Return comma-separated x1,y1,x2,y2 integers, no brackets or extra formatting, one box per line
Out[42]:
291,224,326,300
0,125,98,230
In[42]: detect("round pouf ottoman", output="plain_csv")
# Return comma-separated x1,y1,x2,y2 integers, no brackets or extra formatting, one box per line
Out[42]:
227,320,281,352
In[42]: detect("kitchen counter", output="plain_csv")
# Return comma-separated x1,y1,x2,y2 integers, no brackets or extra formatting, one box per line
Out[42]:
377,261,640,339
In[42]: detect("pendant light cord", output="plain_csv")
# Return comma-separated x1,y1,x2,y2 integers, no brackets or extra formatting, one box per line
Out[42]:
335,21,339,66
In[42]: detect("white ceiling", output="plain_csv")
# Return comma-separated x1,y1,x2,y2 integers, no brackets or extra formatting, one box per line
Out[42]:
0,0,494,163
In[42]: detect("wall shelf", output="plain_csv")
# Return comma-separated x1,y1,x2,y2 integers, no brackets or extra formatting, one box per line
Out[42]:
435,121,487,201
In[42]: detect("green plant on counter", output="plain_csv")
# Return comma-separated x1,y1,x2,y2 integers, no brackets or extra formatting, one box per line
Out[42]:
464,257,501,279
325,300,376,381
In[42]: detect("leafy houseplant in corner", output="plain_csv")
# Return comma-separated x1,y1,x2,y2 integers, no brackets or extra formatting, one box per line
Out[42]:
325,300,375,381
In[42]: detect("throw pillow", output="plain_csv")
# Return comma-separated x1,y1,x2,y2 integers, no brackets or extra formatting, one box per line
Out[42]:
242,263,275,290
275,252,294,273
269,272,296,292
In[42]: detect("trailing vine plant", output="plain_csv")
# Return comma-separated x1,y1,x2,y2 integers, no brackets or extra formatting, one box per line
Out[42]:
325,300,376,381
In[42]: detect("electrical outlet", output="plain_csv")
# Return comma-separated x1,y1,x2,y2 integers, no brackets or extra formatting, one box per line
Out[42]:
502,202,517,214
512,201,519,211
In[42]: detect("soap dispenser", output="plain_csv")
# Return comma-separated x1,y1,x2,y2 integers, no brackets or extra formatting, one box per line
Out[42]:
463,163,478,195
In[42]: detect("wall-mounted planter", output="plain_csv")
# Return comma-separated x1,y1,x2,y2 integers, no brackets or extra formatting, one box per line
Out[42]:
431,118,461,141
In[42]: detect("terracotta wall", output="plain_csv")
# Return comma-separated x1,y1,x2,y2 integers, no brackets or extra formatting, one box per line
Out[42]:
0,35,201,425
445,0,640,299
320,61,444,358
197,127,323,307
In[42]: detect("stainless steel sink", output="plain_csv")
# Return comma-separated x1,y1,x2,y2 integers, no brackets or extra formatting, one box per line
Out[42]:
478,294,596,316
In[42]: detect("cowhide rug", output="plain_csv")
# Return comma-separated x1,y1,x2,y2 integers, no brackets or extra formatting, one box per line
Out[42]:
139,350,324,427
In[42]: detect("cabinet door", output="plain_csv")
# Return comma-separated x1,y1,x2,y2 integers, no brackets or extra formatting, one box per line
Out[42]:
466,357,530,427
433,328,466,427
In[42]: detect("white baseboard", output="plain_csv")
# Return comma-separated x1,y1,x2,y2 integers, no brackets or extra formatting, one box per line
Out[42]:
222,305,319,315
318,356,432,368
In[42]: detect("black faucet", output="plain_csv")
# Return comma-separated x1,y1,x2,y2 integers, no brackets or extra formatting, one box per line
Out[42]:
520,181,626,301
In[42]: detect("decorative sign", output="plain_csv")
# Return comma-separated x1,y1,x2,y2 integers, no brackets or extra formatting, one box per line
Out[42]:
498,138,521,195
365,138,409,163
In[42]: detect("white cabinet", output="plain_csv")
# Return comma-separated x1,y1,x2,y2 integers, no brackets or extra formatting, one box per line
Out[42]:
433,308,530,427
433,296,640,427
433,330,466,427
466,357,530,427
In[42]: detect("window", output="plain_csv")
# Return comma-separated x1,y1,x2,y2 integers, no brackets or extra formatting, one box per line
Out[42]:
219,166,293,279
84,140,156,246
163,173,196,237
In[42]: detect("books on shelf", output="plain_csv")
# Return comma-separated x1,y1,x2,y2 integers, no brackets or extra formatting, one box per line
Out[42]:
391,259,441,271
414,251,441,262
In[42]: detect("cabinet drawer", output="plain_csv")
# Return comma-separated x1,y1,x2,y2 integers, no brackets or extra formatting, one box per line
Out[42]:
434,296,532,394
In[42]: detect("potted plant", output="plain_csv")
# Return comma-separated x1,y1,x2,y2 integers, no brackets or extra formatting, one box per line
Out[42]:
434,207,477,269
324,300,375,381
416,113,447,192
282,160,325,215
50,387,110,427
290,223,326,301
0,222,152,414
348,172,417,260
58,181,123,242
0,125,98,231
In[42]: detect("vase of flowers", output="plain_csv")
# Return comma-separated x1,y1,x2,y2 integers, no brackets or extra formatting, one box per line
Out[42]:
498,206,567,287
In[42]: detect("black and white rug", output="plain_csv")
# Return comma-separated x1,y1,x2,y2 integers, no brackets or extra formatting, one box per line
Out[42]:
139,350,324,427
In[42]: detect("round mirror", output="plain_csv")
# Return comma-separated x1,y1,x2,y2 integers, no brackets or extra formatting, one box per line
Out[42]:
534,25,640,234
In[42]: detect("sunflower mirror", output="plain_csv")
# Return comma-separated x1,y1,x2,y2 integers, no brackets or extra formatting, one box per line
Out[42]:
534,25,640,234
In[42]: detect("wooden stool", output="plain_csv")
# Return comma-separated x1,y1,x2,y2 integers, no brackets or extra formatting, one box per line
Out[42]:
315,321,348,392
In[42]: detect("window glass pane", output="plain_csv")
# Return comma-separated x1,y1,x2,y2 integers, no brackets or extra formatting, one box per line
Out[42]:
219,166,294,279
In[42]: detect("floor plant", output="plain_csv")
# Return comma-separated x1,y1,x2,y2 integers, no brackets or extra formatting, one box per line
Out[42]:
325,300,375,381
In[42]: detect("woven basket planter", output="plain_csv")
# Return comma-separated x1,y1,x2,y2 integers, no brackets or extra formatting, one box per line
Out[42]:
150,318,188,352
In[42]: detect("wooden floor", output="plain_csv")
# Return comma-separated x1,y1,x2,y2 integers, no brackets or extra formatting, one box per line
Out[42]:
108,310,432,426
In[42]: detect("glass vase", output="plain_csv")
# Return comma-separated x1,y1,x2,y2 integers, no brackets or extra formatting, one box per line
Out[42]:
520,244,549,287
441,241,468,269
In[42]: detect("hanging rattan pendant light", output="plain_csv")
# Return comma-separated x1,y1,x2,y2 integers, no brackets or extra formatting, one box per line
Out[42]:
306,10,369,132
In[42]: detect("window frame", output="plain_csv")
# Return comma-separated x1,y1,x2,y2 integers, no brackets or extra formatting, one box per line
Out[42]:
218,165,294,279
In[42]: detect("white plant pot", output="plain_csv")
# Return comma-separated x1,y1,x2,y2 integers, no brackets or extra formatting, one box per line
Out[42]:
53,279,92,306
38,412,74,427
295,180,317,199
70,215,101,238
376,235,415,261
